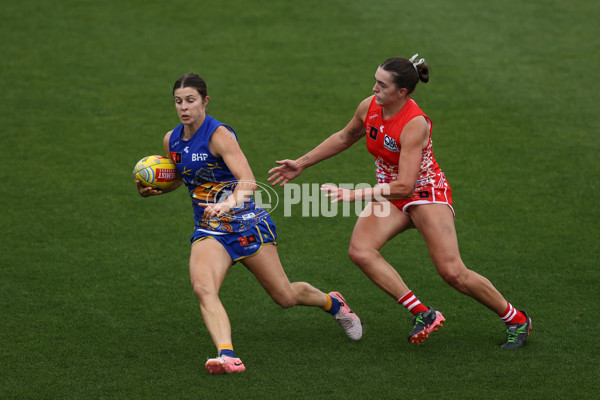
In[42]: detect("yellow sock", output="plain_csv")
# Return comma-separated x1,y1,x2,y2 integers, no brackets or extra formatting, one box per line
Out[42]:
321,293,332,312
217,343,235,358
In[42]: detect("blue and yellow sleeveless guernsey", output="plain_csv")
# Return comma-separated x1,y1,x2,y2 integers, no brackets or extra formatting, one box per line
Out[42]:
168,116,269,235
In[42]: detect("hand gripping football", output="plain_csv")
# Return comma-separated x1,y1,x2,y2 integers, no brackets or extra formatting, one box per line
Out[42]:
133,155,178,189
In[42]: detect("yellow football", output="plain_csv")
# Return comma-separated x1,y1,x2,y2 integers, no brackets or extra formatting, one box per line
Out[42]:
133,155,178,189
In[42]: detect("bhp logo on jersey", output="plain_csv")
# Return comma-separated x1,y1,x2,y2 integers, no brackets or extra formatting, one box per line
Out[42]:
156,168,177,182
383,135,399,152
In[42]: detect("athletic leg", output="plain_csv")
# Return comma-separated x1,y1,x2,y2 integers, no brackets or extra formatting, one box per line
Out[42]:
410,203,531,347
190,239,248,374
241,244,362,340
409,203,508,314
189,238,234,349
348,201,414,300
349,202,444,343
241,243,327,308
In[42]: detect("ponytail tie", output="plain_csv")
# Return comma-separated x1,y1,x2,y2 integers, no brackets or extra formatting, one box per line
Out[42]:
409,53,425,73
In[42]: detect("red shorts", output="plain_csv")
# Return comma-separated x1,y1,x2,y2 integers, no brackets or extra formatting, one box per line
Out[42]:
390,185,454,216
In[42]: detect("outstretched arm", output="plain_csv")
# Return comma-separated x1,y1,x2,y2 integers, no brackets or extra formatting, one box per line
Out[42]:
321,115,429,202
267,96,372,186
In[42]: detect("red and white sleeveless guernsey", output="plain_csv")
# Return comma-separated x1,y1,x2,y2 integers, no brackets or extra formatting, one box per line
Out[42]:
363,96,453,213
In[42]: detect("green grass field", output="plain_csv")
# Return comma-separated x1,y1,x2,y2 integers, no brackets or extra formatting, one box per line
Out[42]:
2,0,599,398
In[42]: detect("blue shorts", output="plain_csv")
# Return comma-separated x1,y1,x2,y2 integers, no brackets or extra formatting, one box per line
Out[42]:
190,216,278,262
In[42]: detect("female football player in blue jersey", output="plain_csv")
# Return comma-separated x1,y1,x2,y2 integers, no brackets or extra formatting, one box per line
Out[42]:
135,73,362,375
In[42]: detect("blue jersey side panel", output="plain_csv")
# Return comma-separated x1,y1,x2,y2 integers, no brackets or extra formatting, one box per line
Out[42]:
168,116,267,233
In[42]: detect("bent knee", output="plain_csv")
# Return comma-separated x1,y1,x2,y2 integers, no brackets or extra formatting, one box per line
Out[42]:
270,284,300,309
276,297,296,309
271,292,296,309
191,280,218,302
348,243,375,267
436,263,469,290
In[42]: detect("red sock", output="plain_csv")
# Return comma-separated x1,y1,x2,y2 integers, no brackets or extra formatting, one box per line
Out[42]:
398,291,429,315
499,302,527,324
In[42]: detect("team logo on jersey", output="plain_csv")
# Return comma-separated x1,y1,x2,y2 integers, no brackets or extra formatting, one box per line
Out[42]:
383,135,399,152
369,126,378,140
171,152,182,163
238,234,257,246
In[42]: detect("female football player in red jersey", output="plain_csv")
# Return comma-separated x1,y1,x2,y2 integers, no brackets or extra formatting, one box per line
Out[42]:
135,74,362,375
268,55,531,348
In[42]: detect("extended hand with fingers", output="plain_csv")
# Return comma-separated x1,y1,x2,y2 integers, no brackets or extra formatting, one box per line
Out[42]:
267,159,303,186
